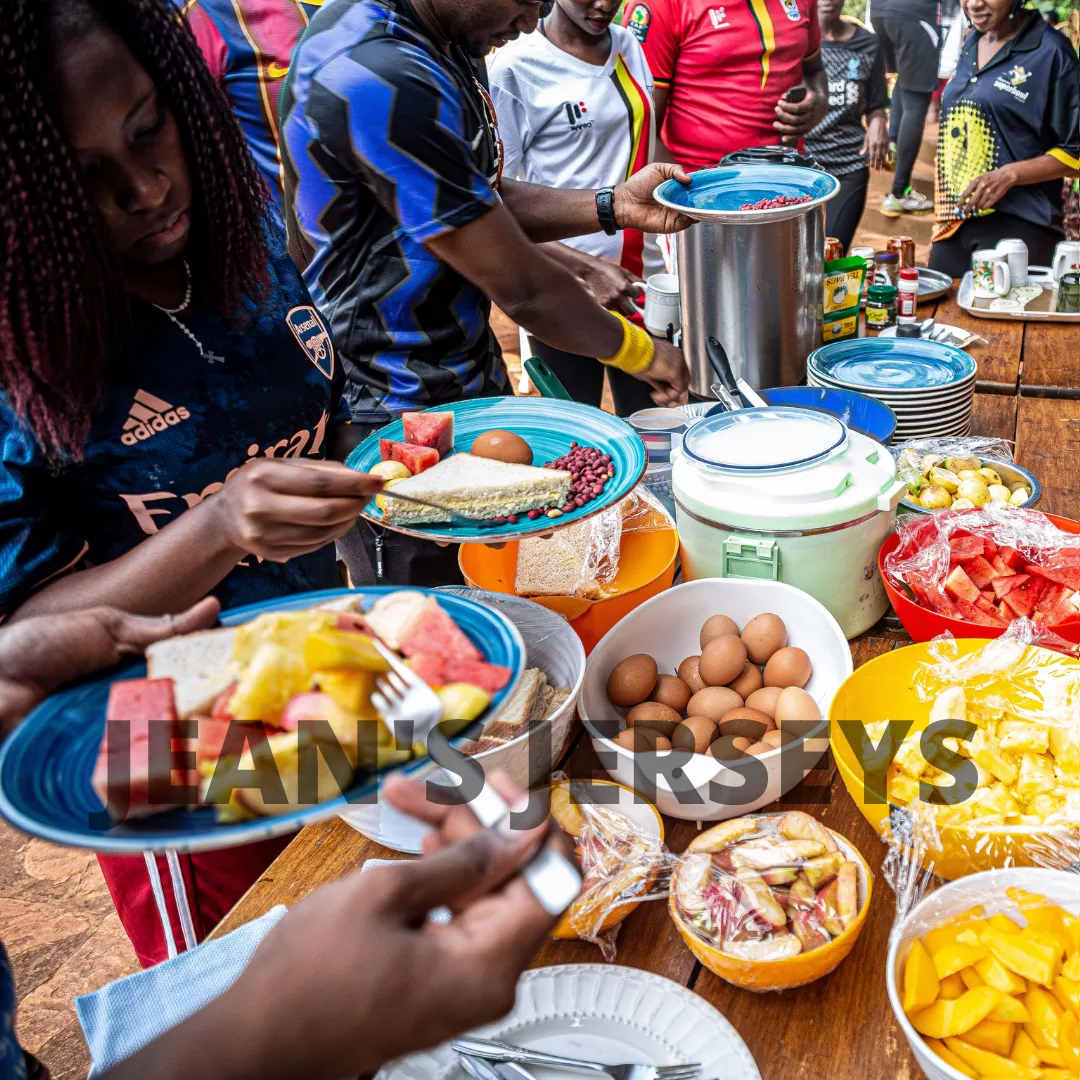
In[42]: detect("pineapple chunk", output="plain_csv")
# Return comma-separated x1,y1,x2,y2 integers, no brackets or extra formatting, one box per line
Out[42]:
998,721,1050,755
930,687,968,725
894,735,932,779
887,768,921,806
1016,753,1057,802
233,610,337,666
230,643,310,724
970,728,1018,786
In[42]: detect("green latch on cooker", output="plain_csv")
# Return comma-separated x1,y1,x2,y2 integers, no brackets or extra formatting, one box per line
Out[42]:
722,536,779,580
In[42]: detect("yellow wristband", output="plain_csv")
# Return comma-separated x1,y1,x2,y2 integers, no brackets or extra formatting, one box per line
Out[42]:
598,313,655,375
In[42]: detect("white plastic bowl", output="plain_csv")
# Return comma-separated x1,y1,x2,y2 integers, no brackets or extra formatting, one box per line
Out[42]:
341,589,586,852
579,578,853,820
886,867,1080,1080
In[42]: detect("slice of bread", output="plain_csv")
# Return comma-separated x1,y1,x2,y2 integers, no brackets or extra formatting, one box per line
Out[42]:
474,667,548,745
515,522,606,599
363,590,428,650
543,688,571,720
380,453,570,524
145,627,237,720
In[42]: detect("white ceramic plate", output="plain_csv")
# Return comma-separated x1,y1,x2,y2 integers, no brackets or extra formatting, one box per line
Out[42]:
377,965,761,1079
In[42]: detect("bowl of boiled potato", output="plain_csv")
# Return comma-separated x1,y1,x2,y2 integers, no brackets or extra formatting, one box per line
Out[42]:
898,453,1041,515
888,868,1080,1080
578,578,853,820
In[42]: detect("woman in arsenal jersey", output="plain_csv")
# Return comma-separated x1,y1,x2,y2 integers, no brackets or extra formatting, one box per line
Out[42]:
490,0,662,414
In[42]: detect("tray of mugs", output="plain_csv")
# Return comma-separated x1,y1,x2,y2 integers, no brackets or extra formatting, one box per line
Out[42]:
957,239,1080,321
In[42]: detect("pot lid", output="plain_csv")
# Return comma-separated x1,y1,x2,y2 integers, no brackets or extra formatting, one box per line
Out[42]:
682,407,848,472
719,145,821,170
653,164,840,225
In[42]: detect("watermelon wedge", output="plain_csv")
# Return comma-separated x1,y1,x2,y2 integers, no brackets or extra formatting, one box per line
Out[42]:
398,597,483,664
965,556,999,590
998,545,1025,570
1003,579,1039,619
948,536,984,562
402,412,454,458
1024,562,1080,591
379,439,439,475
445,658,512,694
990,554,1011,577
945,566,981,605
991,573,1028,599
409,653,447,688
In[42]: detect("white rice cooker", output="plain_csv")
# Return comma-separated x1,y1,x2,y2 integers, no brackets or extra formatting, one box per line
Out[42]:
672,407,906,638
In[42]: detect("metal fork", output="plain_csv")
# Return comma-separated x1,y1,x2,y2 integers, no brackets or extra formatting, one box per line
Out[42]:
452,1037,702,1080
370,642,582,917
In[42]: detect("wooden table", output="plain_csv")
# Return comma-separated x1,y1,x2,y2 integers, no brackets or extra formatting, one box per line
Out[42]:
211,292,1080,1080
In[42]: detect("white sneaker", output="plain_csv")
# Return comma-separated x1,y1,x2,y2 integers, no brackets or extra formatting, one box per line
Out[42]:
881,190,933,216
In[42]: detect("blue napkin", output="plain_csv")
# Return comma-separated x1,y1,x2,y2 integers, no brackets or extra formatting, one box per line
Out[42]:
75,905,287,1076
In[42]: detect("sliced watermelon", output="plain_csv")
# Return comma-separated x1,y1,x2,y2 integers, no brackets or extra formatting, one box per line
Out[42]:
991,573,1029,599
402,411,454,458
398,597,483,664
445,657,512,694
409,653,447,688
1024,562,1080,591
983,540,998,559
106,677,177,730
211,683,237,722
998,545,1024,570
965,556,999,590
1003,579,1039,619
990,554,1012,577
952,595,998,626
379,439,439,475
195,716,233,770
945,565,981,605
948,536,985,562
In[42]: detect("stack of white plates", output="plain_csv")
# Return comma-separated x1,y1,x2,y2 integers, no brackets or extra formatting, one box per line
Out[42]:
806,339,977,442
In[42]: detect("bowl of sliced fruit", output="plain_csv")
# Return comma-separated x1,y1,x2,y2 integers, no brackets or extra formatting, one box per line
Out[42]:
669,812,873,991
888,868,1080,1080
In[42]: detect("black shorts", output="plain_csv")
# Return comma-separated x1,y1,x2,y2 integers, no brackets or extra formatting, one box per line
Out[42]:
875,15,941,93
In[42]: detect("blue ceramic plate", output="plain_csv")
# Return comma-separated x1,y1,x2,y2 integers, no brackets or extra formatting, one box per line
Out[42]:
653,165,839,223
808,339,977,392
757,386,897,444
0,588,524,854
345,398,647,544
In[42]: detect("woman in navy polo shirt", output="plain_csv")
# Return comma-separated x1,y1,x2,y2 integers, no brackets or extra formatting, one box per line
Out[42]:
0,0,379,966
928,0,1080,276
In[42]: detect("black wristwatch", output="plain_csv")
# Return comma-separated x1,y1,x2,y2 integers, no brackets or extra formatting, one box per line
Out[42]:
595,187,620,236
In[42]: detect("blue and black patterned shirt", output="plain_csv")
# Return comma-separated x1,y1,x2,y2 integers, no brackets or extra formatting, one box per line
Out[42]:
280,0,509,421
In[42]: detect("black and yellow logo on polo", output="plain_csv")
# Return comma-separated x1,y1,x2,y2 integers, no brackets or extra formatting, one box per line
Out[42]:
938,101,998,221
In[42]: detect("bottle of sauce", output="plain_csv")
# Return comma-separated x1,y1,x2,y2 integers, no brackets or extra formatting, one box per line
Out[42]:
824,237,844,262
887,235,917,270
897,267,919,324
865,284,898,330
874,251,899,287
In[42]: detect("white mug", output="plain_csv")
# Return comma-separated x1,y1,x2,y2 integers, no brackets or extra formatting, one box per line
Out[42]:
971,249,1011,299
995,238,1028,286
636,272,681,336
1052,241,1080,283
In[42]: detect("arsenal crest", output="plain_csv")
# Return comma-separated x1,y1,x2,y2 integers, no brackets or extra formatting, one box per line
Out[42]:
286,306,335,379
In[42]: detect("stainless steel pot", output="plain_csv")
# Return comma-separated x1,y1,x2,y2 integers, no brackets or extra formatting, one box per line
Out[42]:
654,162,839,399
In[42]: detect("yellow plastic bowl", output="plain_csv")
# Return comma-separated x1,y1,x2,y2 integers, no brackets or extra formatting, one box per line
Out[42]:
550,779,664,940
830,639,1080,881
669,825,873,992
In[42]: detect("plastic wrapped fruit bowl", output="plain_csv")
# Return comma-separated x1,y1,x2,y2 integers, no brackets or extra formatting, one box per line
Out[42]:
879,513,1080,645
669,815,873,992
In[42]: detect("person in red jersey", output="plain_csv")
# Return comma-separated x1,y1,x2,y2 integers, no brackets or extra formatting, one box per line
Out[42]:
623,0,829,171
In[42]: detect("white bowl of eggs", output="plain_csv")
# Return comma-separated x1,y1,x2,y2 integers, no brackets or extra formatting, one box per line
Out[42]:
578,578,853,821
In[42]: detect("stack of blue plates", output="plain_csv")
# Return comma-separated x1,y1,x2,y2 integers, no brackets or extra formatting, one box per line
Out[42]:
806,339,977,442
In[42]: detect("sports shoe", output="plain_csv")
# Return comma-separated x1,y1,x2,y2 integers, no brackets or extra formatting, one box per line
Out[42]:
881,189,933,217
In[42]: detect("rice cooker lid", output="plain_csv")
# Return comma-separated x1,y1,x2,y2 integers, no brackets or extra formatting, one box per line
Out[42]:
674,410,905,531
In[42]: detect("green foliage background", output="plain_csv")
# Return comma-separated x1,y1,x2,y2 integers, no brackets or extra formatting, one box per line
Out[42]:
842,0,1080,19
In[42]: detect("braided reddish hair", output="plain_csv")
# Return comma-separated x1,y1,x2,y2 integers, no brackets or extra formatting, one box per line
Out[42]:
0,0,268,459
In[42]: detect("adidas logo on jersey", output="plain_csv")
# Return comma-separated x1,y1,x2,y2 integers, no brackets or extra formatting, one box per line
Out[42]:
121,389,190,446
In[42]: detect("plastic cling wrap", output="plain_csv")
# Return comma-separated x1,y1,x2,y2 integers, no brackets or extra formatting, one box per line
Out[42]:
669,812,871,992
513,486,674,603
549,775,673,961
883,505,1080,635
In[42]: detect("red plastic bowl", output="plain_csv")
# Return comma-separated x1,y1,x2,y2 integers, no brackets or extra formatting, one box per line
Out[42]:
879,512,1080,644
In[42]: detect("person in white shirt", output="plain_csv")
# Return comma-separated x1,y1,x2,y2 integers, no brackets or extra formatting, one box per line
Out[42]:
490,0,664,415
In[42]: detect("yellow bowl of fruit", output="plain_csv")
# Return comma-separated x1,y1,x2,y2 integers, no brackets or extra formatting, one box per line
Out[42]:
668,812,873,991
888,869,1080,1080
831,640,1080,881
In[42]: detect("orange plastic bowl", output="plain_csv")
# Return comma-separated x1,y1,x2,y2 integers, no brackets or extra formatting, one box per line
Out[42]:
459,505,678,655
879,512,1080,644
669,827,874,992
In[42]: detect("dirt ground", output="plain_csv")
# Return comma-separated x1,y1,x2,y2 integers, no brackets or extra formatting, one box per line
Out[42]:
1,128,939,1080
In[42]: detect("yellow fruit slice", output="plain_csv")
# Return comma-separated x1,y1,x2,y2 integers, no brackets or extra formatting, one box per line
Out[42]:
904,938,941,1015
925,1038,976,1078
1026,986,1065,1048
1010,1028,1041,1067
976,954,1030,995
982,928,1062,989
938,972,965,1000
990,913,1025,934
936,942,990,979
1052,975,1080,1017
943,1038,1041,1079
909,987,1001,1039
963,1017,1016,1056
960,966,985,992
989,993,1031,1024
925,907,987,957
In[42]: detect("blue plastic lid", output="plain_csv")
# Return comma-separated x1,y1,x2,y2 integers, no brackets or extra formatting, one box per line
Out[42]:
681,407,848,472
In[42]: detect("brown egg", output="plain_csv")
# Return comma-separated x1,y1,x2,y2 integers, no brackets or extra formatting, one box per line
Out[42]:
686,685,743,721
672,716,719,754
709,735,753,760
700,614,739,650
763,647,813,689
728,661,764,699
699,635,748,687
717,706,775,742
744,741,772,756
650,674,692,714
677,655,707,694
761,729,793,749
625,701,682,738
470,429,533,465
773,686,822,728
606,654,658,707
745,686,783,718
613,728,672,752
740,613,787,664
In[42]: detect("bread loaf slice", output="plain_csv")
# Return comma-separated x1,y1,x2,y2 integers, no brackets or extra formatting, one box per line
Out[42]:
145,627,236,720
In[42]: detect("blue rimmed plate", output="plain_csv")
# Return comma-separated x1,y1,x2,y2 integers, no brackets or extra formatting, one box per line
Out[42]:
0,587,523,854
345,398,647,544
808,339,977,392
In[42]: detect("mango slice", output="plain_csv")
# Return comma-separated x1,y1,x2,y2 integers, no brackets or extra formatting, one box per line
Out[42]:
909,986,1000,1039
925,1038,976,1078
989,993,1031,1024
935,941,990,979
944,1038,1041,1079
1010,1028,1041,1067
904,939,941,1015
938,972,965,1000
960,966,985,992
982,928,1062,989
976,954,1030,996
962,1016,1016,1057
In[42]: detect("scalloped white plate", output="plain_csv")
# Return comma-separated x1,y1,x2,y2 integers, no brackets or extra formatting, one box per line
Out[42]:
376,965,760,1079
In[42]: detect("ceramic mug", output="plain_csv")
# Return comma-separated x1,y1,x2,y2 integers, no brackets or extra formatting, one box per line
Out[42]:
634,272,681,336
1052,241,1080,283
1057,271,1080,314
971,249,1011,298
995,238,1028,286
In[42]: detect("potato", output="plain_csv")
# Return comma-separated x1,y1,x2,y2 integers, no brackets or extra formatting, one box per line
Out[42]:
977,467,1003,486
957,478,990,506
919,485,953,509
988,484,1012,503
929,467,961,493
